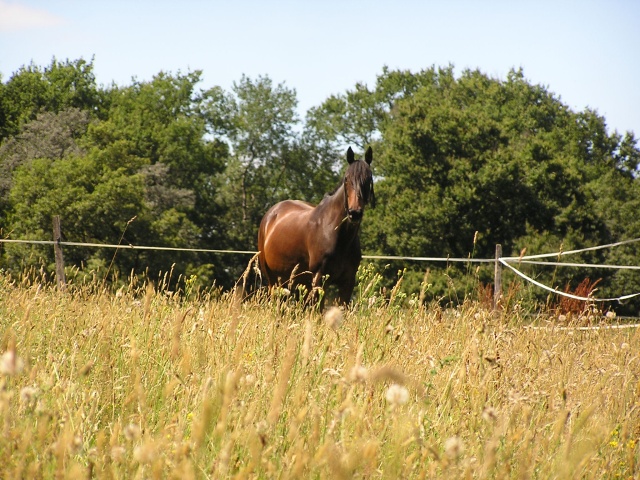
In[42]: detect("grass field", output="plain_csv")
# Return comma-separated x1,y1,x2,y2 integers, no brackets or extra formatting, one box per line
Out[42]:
0,270,638,479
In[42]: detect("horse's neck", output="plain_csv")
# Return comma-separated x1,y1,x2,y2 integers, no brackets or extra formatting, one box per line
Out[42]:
318,184,360,240
316,184,346,226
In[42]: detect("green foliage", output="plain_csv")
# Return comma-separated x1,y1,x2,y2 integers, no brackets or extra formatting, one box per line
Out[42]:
206,75,339,250
347,66,640,312
305,82,380,151
0,108,91,219
0,58,105,141
5,153,146,271
1,58,638,313
0,66,232,286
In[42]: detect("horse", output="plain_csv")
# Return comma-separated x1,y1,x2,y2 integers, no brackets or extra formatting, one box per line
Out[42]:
257,146,375,305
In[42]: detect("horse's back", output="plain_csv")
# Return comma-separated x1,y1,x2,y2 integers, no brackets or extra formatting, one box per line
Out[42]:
260,200,314,241
258,200,315,286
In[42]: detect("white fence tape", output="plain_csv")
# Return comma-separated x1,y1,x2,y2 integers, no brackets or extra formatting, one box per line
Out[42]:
505,237,640,261
497,237,640,303
361,254,494,263
1,237,638,303
0,239,256,255
499,258,640,303
510,260,640,270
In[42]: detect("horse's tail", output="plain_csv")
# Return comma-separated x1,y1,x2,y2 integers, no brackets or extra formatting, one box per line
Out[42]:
257,215,273,287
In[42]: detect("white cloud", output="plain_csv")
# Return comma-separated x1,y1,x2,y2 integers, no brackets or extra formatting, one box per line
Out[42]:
0,1,65,32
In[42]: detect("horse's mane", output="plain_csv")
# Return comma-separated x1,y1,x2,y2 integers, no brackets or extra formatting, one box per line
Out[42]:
325,160,373,198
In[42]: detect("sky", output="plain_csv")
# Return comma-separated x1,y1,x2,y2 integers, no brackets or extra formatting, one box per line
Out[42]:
1,0,639,136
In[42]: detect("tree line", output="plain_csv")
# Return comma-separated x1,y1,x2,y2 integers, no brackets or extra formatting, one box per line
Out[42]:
1,59,638,313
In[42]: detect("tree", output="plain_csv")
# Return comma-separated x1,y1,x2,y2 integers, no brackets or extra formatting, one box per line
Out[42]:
304,65,449,153
348,67,640,310
3,59,638,310
0,108,91,220
304,82,380,152
6,152,146,274
1,68,231,287
0,58,105,141
205,75,339,250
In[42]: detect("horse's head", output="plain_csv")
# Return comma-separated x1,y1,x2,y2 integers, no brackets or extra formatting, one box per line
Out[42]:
344,146,375,223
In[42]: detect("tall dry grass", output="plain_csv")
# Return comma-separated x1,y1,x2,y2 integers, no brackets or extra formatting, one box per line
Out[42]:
0,270,638,479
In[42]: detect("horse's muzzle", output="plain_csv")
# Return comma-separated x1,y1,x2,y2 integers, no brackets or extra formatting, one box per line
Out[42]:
348,208,363,223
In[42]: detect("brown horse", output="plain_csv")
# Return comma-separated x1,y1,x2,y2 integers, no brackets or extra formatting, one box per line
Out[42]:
257,146,375,304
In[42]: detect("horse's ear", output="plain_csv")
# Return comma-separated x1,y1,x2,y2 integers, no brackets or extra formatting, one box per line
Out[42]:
347,147,355,164
365,146,373,165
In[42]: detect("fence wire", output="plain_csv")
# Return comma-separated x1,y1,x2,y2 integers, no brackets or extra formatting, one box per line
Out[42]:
1,236,639,303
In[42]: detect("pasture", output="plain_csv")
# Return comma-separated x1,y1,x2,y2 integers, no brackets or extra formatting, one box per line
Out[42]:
0,270,638,479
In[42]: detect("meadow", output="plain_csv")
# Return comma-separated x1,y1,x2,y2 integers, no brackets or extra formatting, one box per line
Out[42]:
0,269,638,479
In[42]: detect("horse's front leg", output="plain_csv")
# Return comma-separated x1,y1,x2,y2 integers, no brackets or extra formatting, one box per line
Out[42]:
312,269,324,289
336,256,361,305
337,275,356,305
306,269,324,306
302,260,331,309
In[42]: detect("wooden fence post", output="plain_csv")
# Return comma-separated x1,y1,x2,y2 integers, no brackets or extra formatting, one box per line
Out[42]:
493,244,502,310
53,216,66,291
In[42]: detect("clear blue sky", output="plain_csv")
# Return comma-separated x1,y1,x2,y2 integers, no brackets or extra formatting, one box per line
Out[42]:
1,0,639,136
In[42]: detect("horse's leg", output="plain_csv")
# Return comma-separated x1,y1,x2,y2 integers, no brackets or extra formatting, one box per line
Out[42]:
337,276,356,305
258,256,276,290
337,255,361,305
307,269,323,307
304,263,332,309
